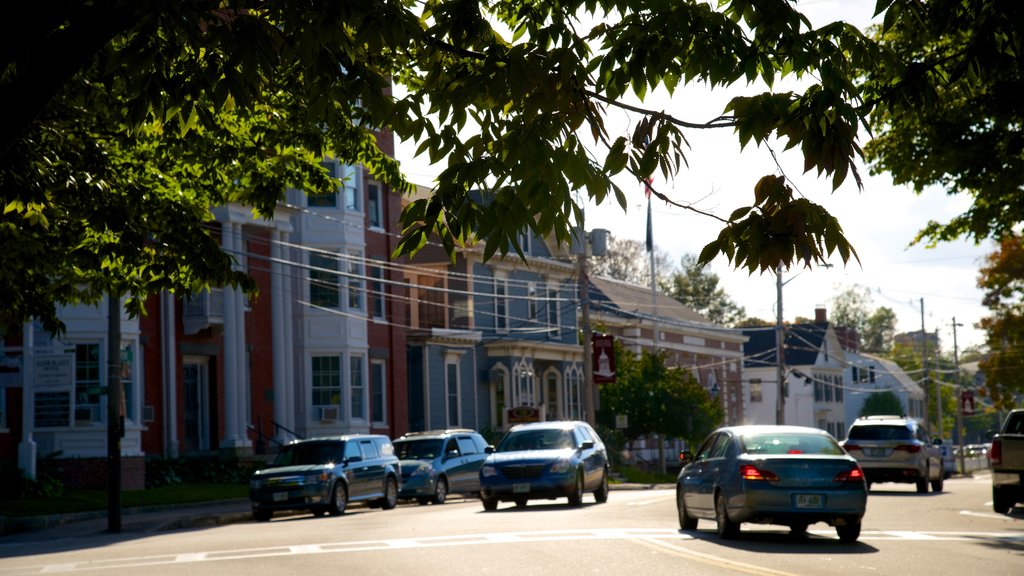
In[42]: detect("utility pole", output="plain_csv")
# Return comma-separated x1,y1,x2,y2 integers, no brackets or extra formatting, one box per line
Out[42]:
775,265,786,425
920,298,931,430
579,246,595,426
952,317,964,475
107,293,122,533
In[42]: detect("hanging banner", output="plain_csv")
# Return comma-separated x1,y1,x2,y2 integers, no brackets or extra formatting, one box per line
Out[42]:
592,334,616,384
961,390,975,416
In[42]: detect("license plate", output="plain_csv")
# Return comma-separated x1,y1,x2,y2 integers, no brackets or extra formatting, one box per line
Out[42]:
513,483,531,494
273,492,288,502
865,448,887,457
795,494,823,509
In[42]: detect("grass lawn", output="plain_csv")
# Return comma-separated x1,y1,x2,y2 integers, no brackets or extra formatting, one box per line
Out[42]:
613,465,676,485
0,483,248,517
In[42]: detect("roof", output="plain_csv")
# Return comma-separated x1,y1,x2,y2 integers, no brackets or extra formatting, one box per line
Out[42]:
742,322,830,368
849,352,924,396
588,276,719,328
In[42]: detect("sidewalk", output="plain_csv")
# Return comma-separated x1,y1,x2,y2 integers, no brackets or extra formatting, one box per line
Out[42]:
0,483,673,542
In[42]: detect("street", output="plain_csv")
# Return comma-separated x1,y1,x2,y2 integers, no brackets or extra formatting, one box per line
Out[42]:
1,474,1021,576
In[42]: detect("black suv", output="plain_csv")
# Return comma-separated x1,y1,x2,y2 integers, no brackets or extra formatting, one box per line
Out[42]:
249,435,401,521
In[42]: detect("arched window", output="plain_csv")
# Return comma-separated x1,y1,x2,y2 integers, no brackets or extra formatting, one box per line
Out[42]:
565,364,583,420
513,359,536,406
544,370,561,420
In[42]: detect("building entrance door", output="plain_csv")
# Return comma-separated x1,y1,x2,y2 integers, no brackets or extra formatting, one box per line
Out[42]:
183,360,210,452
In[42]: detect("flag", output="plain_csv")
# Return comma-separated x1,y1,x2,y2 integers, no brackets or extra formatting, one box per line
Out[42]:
644,178,653,252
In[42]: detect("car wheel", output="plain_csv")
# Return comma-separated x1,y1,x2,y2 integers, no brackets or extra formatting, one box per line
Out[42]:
865,480,872,492
916,469,929,493
714,492,740,539
481,494,499,511
328,482,348,516
252,509,272,522
790,523,809,536
594,469,610,504
993,486,1014,514
567,471,584,506
676,487,698,531
514,498,528,508
380,476,398,510
836,521,861,543
931,474,944,493
432,476,448,505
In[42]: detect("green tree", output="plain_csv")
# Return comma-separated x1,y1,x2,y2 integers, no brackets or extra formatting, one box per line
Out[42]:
598,343,723,449
828,285,896,353
863,307,898,354
7,1,945,332
735,317,773,328
976,235,1024,409
663,254,747,326
864,0,1024,246
859,391,905,417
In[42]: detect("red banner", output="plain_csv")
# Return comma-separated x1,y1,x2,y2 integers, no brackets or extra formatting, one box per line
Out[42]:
592,334,616,384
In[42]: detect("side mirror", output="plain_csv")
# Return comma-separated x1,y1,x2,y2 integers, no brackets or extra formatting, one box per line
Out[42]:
679,450,693,465
580,440,595,451
484,445,495,454
344,455,363,464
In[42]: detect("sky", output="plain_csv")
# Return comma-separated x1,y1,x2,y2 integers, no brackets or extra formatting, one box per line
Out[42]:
394,0,994,354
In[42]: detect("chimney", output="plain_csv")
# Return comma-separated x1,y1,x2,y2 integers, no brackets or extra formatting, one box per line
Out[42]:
815,307,827,323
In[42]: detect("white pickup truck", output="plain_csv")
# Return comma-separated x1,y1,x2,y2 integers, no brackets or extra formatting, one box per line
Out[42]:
990,409,1024,514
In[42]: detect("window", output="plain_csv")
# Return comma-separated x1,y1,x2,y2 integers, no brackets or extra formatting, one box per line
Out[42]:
309,160,339,207
309,252,340,308
565,365,582,420
75,343,102,423
312,356,342,409
120,342,136,421
517,228,531,254
528,283,538,321
514,361,535,406
545,372,559,420
494,277,508,332
749,379,763,403
367,181,383,228
418,274,447,329
350,355,365,420
347,253,364,312
345,173,361,211
446,361,460,426
358,439,379,459
368,262,385,319
546,284,560,338
456,436,479,455
370,359,386,424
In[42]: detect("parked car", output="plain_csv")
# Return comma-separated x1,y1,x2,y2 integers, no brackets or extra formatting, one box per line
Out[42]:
677,425,867,543
249,435,400,521
478,421,610,510
840,415,944,493
394,428,489,504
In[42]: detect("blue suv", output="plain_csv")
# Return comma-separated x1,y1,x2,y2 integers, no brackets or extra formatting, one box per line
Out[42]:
394,429,489,504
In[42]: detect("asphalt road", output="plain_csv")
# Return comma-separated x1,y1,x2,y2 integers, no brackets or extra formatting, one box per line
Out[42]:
1,474,1021,576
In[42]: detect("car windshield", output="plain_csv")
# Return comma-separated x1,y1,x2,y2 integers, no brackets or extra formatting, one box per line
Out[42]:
272,442,341,466
740,432,845,456
394,439,444,460
847,425,913,441
498,429,575,451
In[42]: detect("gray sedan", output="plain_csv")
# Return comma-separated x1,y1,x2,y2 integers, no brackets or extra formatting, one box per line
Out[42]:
676,425,868,543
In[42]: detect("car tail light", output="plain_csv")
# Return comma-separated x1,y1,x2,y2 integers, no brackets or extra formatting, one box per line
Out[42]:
894,444,921,453
990,439,1002,465
842,443,861,452
740,464,779,481
834,466,865,483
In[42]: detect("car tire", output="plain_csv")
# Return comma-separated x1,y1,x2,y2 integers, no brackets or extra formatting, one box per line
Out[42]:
836,520,861,543
328,482,348,516
380,476,398,510
594,469,609,504
993,486,1014,514
432,476,448,505
715,492,740,539
481,495,498,511
514,498,528,508
567,471,584,506
252,509,272,522
916,470,929,493
931,474,943,493
676,487,698,531
790,523,809,536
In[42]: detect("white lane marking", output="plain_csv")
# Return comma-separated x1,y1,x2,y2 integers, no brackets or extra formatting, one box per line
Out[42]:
16,528,1024,574
960,509,1022,521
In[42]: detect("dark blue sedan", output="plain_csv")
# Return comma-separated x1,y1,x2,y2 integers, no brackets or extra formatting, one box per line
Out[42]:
676,425,867,542
479,421,610,510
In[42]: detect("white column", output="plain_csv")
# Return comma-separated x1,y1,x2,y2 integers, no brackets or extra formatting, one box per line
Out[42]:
221,222,241,448
283,235,296,434
271,229,288,443
161,292,179,456
18,322,37,479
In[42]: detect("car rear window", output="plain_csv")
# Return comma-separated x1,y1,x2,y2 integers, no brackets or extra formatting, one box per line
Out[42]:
741,433,844,456
394,439,443,459
847,425,913,441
